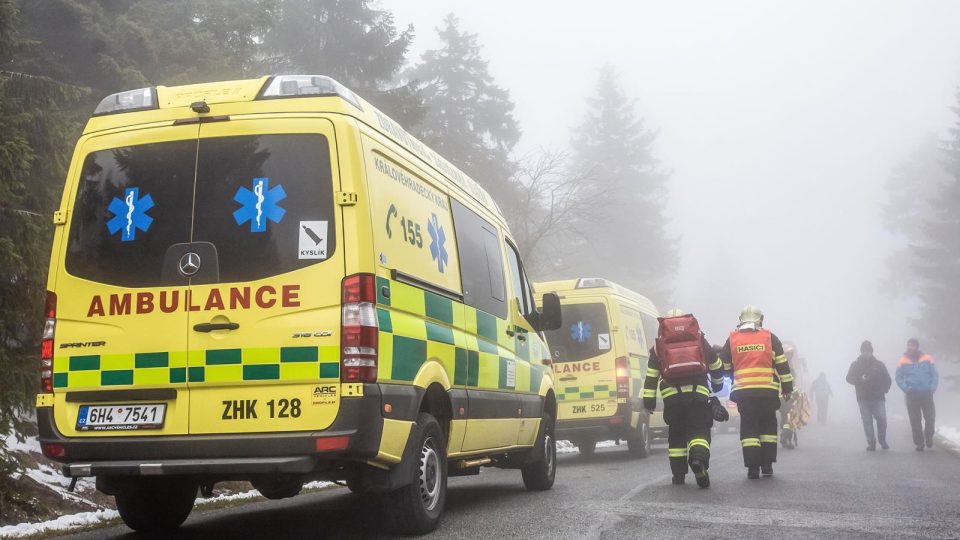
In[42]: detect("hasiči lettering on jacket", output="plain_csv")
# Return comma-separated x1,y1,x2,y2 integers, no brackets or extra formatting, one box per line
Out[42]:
86,285,301,317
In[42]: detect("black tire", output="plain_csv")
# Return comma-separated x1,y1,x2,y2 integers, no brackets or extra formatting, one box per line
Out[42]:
385,412,447,535
627,420,651,458
115,478,197,533
522,412,557,491
575,438,596,456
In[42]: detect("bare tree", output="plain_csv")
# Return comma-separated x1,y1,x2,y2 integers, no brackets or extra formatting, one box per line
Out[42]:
508,150,604,278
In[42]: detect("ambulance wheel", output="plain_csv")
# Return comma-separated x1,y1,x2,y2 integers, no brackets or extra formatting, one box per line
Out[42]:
115,478,197,532
627,420,651,458
522,412,556,491
386,412,447,535
576,439,596,456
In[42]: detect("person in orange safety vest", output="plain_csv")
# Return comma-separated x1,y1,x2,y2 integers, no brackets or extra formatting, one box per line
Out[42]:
718,305,794,479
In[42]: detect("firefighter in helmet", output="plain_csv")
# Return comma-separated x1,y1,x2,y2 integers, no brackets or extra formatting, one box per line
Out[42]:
643,309,724,488
718,305,794,479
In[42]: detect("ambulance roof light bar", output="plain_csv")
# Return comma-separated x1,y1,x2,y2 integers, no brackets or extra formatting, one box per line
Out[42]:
258,75,362,110
576,278,612,289
92,87,158,116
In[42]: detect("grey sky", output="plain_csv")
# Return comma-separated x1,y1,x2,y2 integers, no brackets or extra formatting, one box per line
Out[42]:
387,1,960,381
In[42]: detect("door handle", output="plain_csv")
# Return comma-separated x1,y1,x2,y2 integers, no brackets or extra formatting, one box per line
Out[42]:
193,322,239,333
559,375,577,382
506,328,516,337
517,333,527,342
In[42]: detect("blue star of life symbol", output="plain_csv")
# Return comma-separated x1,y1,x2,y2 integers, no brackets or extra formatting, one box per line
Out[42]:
570,321,592,343
233,177,286,233
427,213,448,273
106,187,154,242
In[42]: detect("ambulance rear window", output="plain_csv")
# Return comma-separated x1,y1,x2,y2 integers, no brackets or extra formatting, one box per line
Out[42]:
192,134,336,283
65,139,197,287
545,303,611,363
64,134,337,287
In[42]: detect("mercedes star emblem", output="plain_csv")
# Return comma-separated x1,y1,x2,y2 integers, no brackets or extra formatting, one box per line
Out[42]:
178,252,201,276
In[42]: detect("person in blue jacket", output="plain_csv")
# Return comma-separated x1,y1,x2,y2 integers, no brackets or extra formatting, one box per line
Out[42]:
895,338,939,451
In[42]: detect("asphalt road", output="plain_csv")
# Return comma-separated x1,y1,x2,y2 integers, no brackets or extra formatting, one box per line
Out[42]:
61,416,960,539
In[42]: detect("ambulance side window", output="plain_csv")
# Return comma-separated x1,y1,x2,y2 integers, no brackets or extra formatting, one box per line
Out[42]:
450,200,506,318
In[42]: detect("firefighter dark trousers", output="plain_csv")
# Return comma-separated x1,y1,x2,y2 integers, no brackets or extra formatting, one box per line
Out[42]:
736,396,781,468
663,393,713,477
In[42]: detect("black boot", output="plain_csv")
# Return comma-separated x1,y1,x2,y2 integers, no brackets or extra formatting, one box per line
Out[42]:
761,464,774,477
672,475,686,485
747,466,760,480
690,459,710,488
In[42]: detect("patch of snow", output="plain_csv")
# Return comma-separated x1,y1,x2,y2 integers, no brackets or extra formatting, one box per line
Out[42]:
4,481,339,537
556,438,623,455
936,425,960,447
3,431,41,455
0,509,120,538
556,439,578,454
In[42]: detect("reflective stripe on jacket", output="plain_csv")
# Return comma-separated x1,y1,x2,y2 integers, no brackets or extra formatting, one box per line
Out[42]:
895,353,938,394
729,329,778,392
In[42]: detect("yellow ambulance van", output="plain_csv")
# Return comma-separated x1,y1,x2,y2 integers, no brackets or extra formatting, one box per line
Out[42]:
37,75,562,534
534,278,666,457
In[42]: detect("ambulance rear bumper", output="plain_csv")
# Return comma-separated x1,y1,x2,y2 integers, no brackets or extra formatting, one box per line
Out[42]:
37,384,412,477
556,403,635,440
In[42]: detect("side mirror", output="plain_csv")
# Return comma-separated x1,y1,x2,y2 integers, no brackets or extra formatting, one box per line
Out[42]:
536,292,562,332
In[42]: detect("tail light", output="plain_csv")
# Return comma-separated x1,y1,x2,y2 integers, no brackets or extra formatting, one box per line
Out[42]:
727,400,737,409
615,356,630,399
40,291,56,393
41,442,65,459
341,274,378,383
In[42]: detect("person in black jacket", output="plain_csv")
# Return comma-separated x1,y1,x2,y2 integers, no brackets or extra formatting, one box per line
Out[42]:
846,340,892,451
643,310,724,488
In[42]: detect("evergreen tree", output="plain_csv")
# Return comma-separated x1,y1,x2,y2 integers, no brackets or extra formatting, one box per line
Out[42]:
264,0,423,126
0,0,84,510
564,65,675,302
909,92,960,358
6,0,276,98
883,134,949,294
406,14,522,214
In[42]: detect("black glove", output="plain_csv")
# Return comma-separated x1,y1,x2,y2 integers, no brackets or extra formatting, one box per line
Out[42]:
709,397,729,422
643,397,656,412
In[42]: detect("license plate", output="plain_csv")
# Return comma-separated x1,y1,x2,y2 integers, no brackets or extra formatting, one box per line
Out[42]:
76,403,166,431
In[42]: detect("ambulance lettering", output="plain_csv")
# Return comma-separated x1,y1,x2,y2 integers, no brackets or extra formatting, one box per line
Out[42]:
554,360,602,374
86,285,301,317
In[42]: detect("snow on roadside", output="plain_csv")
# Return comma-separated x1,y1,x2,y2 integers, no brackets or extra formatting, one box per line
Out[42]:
3,432,41,455
19,463,98,507
0,481,338,538
556,439,621,455
936,425,960,448
0,509,120,539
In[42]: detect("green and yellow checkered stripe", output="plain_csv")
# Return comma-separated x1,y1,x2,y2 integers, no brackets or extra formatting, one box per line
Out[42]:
557,385,617,401
52,346,340,389
376,276,547,393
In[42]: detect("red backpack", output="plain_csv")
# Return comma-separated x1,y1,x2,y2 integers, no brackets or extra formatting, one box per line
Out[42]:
655,314,707,382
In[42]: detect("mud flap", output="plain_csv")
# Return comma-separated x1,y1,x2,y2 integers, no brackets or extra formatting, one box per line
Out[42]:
353,420,424,493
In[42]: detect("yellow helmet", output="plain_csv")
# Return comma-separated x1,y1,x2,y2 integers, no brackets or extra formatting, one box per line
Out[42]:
739,305,763,325
665,308,685,317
